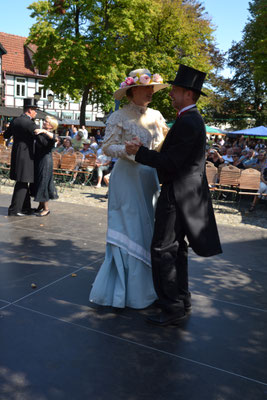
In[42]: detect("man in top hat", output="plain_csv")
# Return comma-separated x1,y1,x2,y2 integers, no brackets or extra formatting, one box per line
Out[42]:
4,98,39,216
125,64,222,326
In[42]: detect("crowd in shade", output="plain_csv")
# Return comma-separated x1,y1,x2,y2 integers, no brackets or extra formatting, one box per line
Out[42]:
206,135,267,211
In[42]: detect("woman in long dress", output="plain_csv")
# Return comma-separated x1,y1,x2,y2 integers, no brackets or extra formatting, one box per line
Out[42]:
32,116,59,216
89,68,169,309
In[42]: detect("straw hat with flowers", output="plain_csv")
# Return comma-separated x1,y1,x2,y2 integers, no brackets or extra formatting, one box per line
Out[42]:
114,68,169,100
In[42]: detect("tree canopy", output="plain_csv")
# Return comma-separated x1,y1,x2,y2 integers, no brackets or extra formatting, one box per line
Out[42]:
28,0,219,123
202,0,266,129
243,0,267,85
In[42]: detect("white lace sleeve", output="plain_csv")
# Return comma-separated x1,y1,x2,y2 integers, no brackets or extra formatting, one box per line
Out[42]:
102,112,135,161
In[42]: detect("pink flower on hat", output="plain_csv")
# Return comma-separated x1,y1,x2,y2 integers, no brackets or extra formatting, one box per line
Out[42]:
125,77,135,86
152,73,163,83
139,74,151,85
120,81,127,88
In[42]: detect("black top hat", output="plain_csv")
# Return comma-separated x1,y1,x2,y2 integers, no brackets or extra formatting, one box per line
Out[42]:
23,98,38,109
168,64,207,96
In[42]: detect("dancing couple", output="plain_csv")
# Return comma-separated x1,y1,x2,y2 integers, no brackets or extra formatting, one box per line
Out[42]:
90,64,222,326
4,98,58,217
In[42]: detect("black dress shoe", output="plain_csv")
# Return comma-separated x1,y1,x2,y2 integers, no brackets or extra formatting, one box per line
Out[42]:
146,309,186,326
152,299,163,308
153,294,192,312
183,294,192,312
8,212,28,217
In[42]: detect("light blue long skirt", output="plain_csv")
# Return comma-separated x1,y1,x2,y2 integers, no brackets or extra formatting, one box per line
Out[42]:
89,158,159,309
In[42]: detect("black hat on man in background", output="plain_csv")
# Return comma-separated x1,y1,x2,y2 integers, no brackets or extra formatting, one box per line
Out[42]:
168,64,207,96
23,98,39,110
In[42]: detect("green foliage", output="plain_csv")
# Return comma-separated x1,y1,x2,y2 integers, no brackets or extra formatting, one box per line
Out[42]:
27,0,220,123
204,0,267,129
243,0,267,85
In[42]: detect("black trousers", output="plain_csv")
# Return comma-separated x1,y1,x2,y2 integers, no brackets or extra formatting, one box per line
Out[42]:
8,182,31,215
151,183,189,312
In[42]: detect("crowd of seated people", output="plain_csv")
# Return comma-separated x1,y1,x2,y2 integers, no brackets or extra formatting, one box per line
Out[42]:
53,128,113,188
1,122,110,190
206,136,267,211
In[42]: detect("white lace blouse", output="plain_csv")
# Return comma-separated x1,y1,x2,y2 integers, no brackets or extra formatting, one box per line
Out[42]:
102,102,168,162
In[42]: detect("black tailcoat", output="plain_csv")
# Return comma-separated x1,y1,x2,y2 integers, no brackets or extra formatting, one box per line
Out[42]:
135,107,222,257
4,114,38,183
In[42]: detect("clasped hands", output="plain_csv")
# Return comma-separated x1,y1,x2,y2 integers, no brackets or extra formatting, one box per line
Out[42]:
125,137,143,155
34,129,46,135
34,129,54,139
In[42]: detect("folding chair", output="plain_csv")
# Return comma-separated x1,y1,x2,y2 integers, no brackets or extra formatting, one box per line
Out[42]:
214,165,241,201
238,168,263,209
79,153,97,186
206,163,218,191
0,148,11,184
55,153,77,186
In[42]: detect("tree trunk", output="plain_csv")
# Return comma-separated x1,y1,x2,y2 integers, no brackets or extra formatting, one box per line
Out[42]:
80,84,91,126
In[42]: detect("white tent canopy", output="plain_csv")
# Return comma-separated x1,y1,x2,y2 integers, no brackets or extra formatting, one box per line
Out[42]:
229,126,267,137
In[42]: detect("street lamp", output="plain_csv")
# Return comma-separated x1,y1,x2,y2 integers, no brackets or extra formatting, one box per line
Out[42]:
34,92,54,111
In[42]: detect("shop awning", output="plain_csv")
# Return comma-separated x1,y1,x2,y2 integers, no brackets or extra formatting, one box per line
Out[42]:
0,106,55,120
59,119,106,128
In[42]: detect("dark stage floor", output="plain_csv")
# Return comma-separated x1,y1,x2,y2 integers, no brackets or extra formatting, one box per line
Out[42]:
0,193,267,400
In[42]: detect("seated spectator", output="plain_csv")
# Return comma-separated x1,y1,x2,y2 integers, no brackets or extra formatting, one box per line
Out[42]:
220,146,227,157
232,153,245,169
95,129,102,144
242,149,257,168
249,165,267,212
255,139,266,151
95,149,111,188
254,150,266,171
57,137,74,154
239,149,249,162
222,148,234,164
232,146,242,156
53,136,64,152
103,172,111,198
80,139,95,157
90,136,99,152
236,135,248,150
206,148,224,168
71,140,96,185
72,130,84,151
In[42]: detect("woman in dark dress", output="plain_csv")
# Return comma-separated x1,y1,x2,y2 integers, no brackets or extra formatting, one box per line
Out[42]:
33,116,59,217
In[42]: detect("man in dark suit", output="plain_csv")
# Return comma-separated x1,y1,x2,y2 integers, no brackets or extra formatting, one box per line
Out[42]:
4,98,38,216
125,64,222,326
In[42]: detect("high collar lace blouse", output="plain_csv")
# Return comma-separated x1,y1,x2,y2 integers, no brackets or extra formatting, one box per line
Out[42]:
102,102,168,161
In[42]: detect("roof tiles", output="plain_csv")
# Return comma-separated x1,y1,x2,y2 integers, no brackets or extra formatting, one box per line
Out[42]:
0,32,41,77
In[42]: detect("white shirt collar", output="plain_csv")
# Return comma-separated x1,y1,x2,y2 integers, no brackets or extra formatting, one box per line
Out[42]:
178,104,196,116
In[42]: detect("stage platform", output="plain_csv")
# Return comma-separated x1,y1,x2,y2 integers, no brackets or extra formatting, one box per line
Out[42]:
0,193,266,400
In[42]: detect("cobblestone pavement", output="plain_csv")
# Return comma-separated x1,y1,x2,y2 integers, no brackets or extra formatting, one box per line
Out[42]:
1,182,266,231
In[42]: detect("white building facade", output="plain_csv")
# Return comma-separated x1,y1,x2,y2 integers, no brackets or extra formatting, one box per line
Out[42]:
0,32,104,124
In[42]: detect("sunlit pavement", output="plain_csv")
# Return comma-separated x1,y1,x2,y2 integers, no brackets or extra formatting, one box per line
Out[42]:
0,193,266,400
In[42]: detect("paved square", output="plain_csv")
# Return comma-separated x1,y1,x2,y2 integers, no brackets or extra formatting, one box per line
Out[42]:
0,193,266,400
